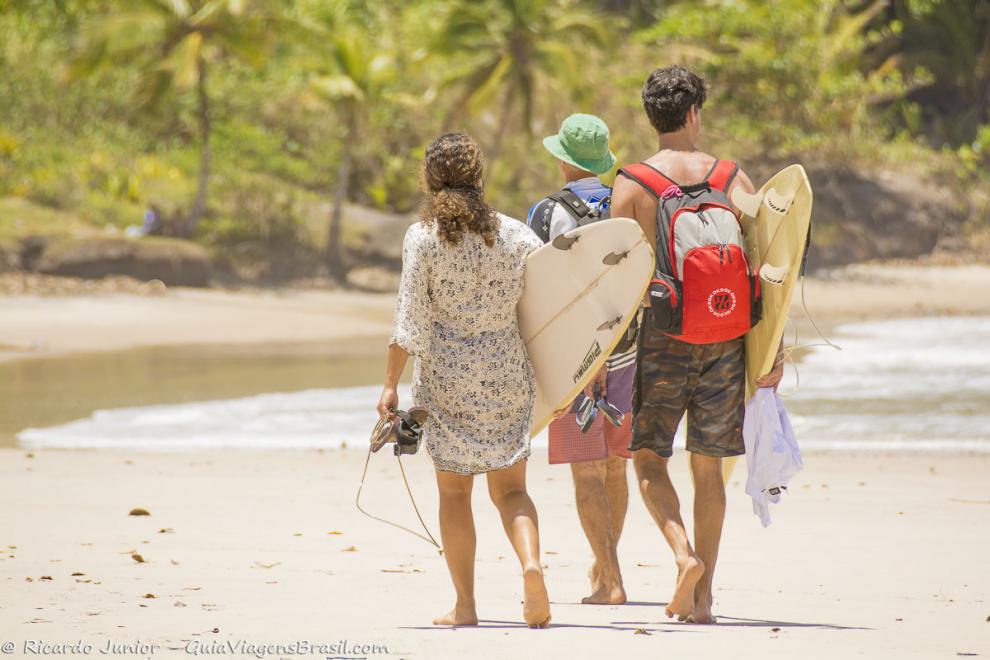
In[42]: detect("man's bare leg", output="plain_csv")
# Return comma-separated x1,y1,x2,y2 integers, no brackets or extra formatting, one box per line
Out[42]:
632,448,705,618
433,470,479,626
605,455,629,538
686,453,726,624
589,456,630,593
571,459,626,604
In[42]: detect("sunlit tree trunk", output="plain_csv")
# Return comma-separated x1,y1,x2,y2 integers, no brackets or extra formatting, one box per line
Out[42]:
486,84,517,175
189,56,211,237
326,107,356,283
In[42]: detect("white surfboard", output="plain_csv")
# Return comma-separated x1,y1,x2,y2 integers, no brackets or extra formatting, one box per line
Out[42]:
518,218,654,436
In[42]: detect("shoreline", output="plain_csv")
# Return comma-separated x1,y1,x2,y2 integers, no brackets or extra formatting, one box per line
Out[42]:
1,263,988,365
0,288,397,364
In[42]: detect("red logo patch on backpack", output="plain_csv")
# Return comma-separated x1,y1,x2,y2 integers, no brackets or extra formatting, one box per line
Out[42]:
619,159,761,344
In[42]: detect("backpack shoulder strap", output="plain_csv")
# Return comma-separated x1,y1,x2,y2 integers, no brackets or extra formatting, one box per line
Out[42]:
526,197,556,243
616,163,674,198
707,159,739,192
547,189,593,224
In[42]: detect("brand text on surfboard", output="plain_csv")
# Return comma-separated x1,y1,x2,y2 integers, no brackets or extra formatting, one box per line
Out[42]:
573,340,603,383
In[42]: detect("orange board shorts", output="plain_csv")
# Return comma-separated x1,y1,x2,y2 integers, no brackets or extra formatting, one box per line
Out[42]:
548,412,633,464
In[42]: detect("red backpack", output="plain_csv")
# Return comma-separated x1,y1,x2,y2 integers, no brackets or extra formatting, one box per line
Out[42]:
618,159,761,344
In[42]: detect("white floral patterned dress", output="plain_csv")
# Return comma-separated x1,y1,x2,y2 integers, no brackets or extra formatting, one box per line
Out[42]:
390,215,543,474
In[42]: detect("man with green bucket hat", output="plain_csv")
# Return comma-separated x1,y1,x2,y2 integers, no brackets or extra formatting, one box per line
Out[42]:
526,113,634,605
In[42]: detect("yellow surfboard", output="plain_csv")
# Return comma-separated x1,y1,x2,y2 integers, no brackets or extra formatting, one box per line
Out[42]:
721,164,813,483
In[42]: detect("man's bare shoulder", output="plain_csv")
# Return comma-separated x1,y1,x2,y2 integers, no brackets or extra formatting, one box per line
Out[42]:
611,172,651,204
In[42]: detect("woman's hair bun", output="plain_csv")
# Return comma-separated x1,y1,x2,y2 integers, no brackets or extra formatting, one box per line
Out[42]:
420,133,497,247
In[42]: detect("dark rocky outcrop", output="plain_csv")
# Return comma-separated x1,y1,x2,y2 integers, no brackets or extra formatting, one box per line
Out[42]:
31,237,212,287
801,167,961,271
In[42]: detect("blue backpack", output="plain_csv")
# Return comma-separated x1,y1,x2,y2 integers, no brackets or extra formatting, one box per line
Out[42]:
527,186,611,244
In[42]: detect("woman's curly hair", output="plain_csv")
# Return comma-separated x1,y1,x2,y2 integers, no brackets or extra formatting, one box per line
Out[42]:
420,132,498,247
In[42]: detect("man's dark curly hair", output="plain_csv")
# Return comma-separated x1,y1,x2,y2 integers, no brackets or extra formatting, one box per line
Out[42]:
641,65,708,134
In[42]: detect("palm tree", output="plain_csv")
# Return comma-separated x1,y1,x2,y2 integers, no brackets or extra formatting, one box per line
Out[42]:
893,0,990,143
433,0,608,163
296,2,399,282
69,0,274,235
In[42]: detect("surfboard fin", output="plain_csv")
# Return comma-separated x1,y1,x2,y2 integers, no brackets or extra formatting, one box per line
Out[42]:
763,188,793,215
759,263,789,285
731,187,795,217
597,316,622,331
602,250,628,265
731,188,762,218
552,233,580,250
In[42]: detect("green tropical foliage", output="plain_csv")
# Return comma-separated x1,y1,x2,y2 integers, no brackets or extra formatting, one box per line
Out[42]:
434,0,608,164
0,0,986,282
68,0,275,234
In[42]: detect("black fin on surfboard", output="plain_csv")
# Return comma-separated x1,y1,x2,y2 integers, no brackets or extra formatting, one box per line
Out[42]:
552,233,580,250
603,250,628,265
597,316,622,331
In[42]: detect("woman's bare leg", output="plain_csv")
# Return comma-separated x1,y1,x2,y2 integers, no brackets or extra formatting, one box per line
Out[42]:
486,459,551,628
433,469,478,626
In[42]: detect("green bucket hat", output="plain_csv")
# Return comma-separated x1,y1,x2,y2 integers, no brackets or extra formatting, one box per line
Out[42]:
542,113,616,175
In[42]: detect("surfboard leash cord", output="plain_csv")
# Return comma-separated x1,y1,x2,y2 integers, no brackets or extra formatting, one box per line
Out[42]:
355,447,442,552
776,275,843,397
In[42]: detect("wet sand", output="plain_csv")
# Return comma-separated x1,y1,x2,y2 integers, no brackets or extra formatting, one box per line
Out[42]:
0,448,987,658
0,288,396,363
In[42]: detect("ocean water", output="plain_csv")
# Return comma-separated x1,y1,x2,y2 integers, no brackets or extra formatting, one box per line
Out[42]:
17,316,990,452
782,315,990,451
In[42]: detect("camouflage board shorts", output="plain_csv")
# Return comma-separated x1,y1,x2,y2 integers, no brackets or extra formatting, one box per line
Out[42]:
631,307,745,458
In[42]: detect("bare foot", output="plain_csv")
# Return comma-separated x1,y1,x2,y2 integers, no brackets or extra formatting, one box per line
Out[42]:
432,604,478,626
665,556,704,619
522,568,551,628
581,581,626,605
685,598,717,625
588,561,602,593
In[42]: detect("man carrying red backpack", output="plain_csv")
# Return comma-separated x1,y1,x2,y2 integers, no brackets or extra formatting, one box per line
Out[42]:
611,65,784,624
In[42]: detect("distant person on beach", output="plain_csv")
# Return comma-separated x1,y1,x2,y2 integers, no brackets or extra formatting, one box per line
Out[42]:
610,65,784,624
377,132,551,628
526,113,633,605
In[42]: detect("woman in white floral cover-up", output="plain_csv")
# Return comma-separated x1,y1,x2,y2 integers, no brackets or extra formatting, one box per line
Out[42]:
377,133,550,629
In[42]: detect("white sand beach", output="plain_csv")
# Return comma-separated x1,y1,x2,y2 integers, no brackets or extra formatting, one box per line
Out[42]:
1,262,988,658
0,448,987,659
